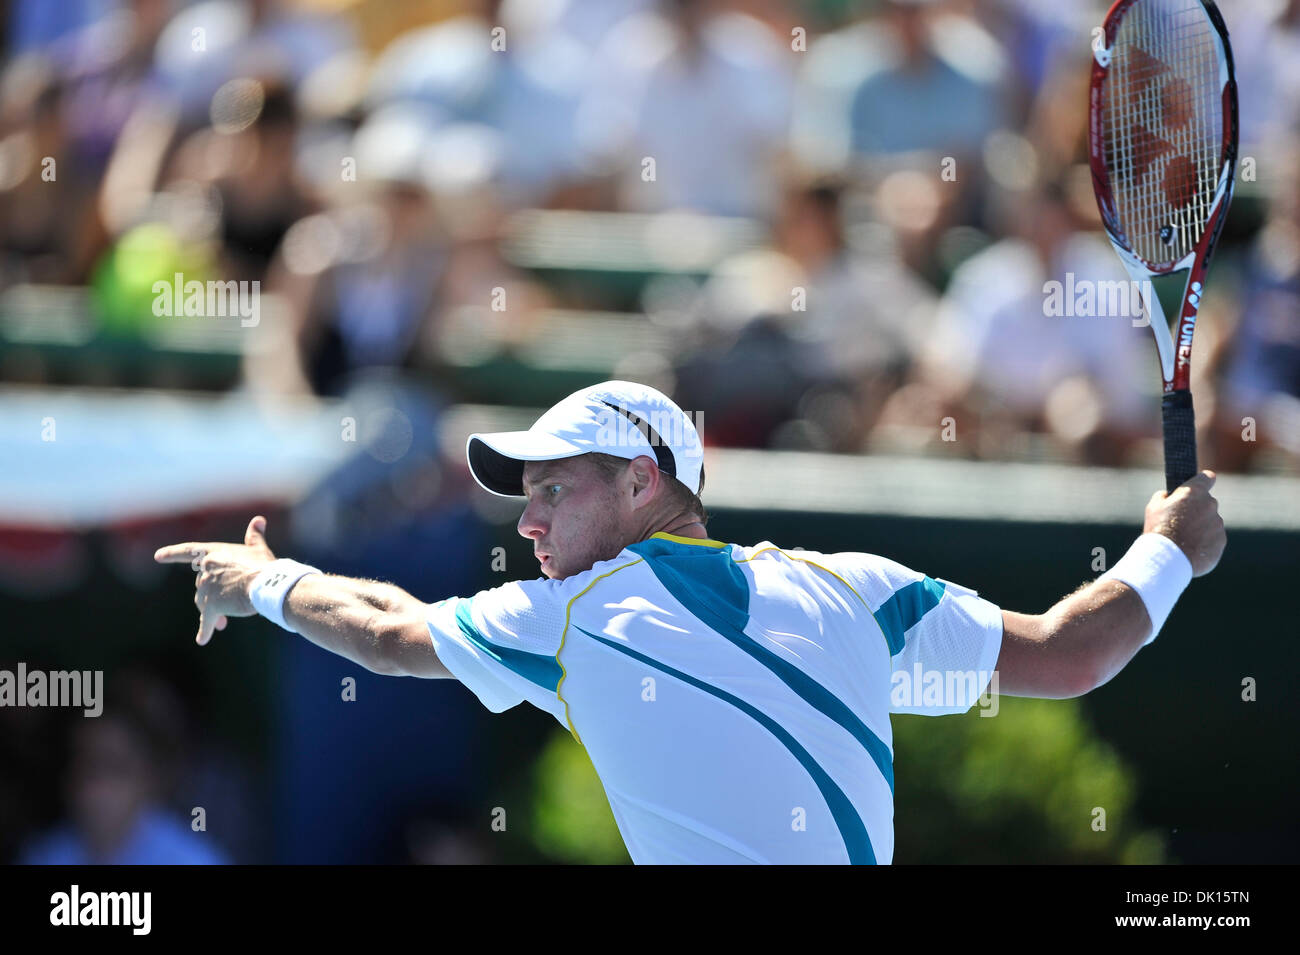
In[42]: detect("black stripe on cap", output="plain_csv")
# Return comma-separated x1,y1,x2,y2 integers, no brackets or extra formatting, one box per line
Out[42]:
600,400,676,479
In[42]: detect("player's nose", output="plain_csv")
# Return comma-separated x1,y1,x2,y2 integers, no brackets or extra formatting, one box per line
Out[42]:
517,502,547,541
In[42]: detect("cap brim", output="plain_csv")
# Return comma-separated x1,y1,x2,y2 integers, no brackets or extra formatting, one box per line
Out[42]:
466,431,587,497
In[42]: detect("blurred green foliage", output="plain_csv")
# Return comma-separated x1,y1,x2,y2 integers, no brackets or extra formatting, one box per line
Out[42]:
530,731,631,865
892,696,1166,863
527,695,1164,864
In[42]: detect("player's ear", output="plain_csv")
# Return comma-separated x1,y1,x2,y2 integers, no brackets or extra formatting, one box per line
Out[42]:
625,456,659,506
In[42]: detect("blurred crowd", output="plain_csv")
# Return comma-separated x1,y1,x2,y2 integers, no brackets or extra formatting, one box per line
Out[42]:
3,0,1298,868
1,0,1298,470
1,666,237,864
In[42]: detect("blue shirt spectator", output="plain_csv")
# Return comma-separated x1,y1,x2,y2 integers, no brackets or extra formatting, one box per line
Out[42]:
21,808,228,865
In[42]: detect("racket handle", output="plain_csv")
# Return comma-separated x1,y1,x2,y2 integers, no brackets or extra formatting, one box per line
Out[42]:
1161,390,1198,493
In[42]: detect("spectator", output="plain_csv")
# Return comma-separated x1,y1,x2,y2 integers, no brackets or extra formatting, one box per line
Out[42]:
1225,0,1300,163
366,0,590,208
690,177,936,450
580,0,794,218
0,56,100,283
46,0,173,177
20,671,229,865
267,104,448,397
167,76,318,281
153,0,356,127
1214,136,1300,470
889,177,1153,464
847,0,1006,159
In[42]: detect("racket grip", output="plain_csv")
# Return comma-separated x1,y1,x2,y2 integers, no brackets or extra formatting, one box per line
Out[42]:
1161,390,1198,493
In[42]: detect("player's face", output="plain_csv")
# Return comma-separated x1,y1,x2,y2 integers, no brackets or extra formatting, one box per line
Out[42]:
519,458,629,579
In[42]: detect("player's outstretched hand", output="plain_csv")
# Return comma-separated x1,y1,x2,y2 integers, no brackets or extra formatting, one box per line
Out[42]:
154,516,277,645
1142,470,1226,577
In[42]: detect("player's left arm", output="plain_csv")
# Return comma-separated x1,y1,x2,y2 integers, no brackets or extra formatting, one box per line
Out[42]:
996,471,1226,699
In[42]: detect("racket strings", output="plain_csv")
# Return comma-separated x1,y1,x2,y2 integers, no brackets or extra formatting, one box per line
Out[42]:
1103,0,1224,266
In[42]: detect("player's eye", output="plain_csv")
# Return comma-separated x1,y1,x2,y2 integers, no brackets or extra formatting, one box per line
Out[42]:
547,484,563,497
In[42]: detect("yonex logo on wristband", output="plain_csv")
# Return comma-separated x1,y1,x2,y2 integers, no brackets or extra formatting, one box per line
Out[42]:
251,560,322,633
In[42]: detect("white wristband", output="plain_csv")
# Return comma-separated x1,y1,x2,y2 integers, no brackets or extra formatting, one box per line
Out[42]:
250,559,322,633
1098,533,1193,645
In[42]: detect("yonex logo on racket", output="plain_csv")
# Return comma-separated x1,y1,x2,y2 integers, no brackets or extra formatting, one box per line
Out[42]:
1178,310,1198,369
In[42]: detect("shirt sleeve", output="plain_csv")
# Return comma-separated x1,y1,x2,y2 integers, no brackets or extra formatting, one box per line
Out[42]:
820,552,1004,716
425,577,572,726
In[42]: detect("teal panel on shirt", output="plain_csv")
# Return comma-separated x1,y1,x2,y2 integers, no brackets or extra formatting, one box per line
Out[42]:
617,535,894,862
627,535,751,632
875,577,946,657
454,598,563,694
627,536,895,793
576,625,877,865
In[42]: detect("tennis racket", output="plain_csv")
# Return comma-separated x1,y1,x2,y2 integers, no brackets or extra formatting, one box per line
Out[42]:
1089,0,1238,492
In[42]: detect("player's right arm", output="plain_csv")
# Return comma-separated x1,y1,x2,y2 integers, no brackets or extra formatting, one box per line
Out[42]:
280,573,449,678
154,516,449,678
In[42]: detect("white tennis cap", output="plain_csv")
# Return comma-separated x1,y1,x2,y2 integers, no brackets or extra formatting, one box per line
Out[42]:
466,380,704,498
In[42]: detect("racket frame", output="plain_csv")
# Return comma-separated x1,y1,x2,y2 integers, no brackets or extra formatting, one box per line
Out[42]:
1088,0,1238,393
1087,0,1238,489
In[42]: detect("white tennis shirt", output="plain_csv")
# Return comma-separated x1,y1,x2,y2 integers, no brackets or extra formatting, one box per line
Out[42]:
425,531,1004,864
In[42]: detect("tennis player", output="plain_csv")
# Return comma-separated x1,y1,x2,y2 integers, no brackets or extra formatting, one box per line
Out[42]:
154,380,1225,864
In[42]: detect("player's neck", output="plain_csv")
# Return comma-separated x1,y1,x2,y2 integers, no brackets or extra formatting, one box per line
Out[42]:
654,518,709,540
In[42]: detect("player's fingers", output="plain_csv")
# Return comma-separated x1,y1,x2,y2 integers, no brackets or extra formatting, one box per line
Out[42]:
197,601,218,646
155,543,207,563
195,574,211,629
194,584,206,642
245,515,267,548
215,615,228,631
